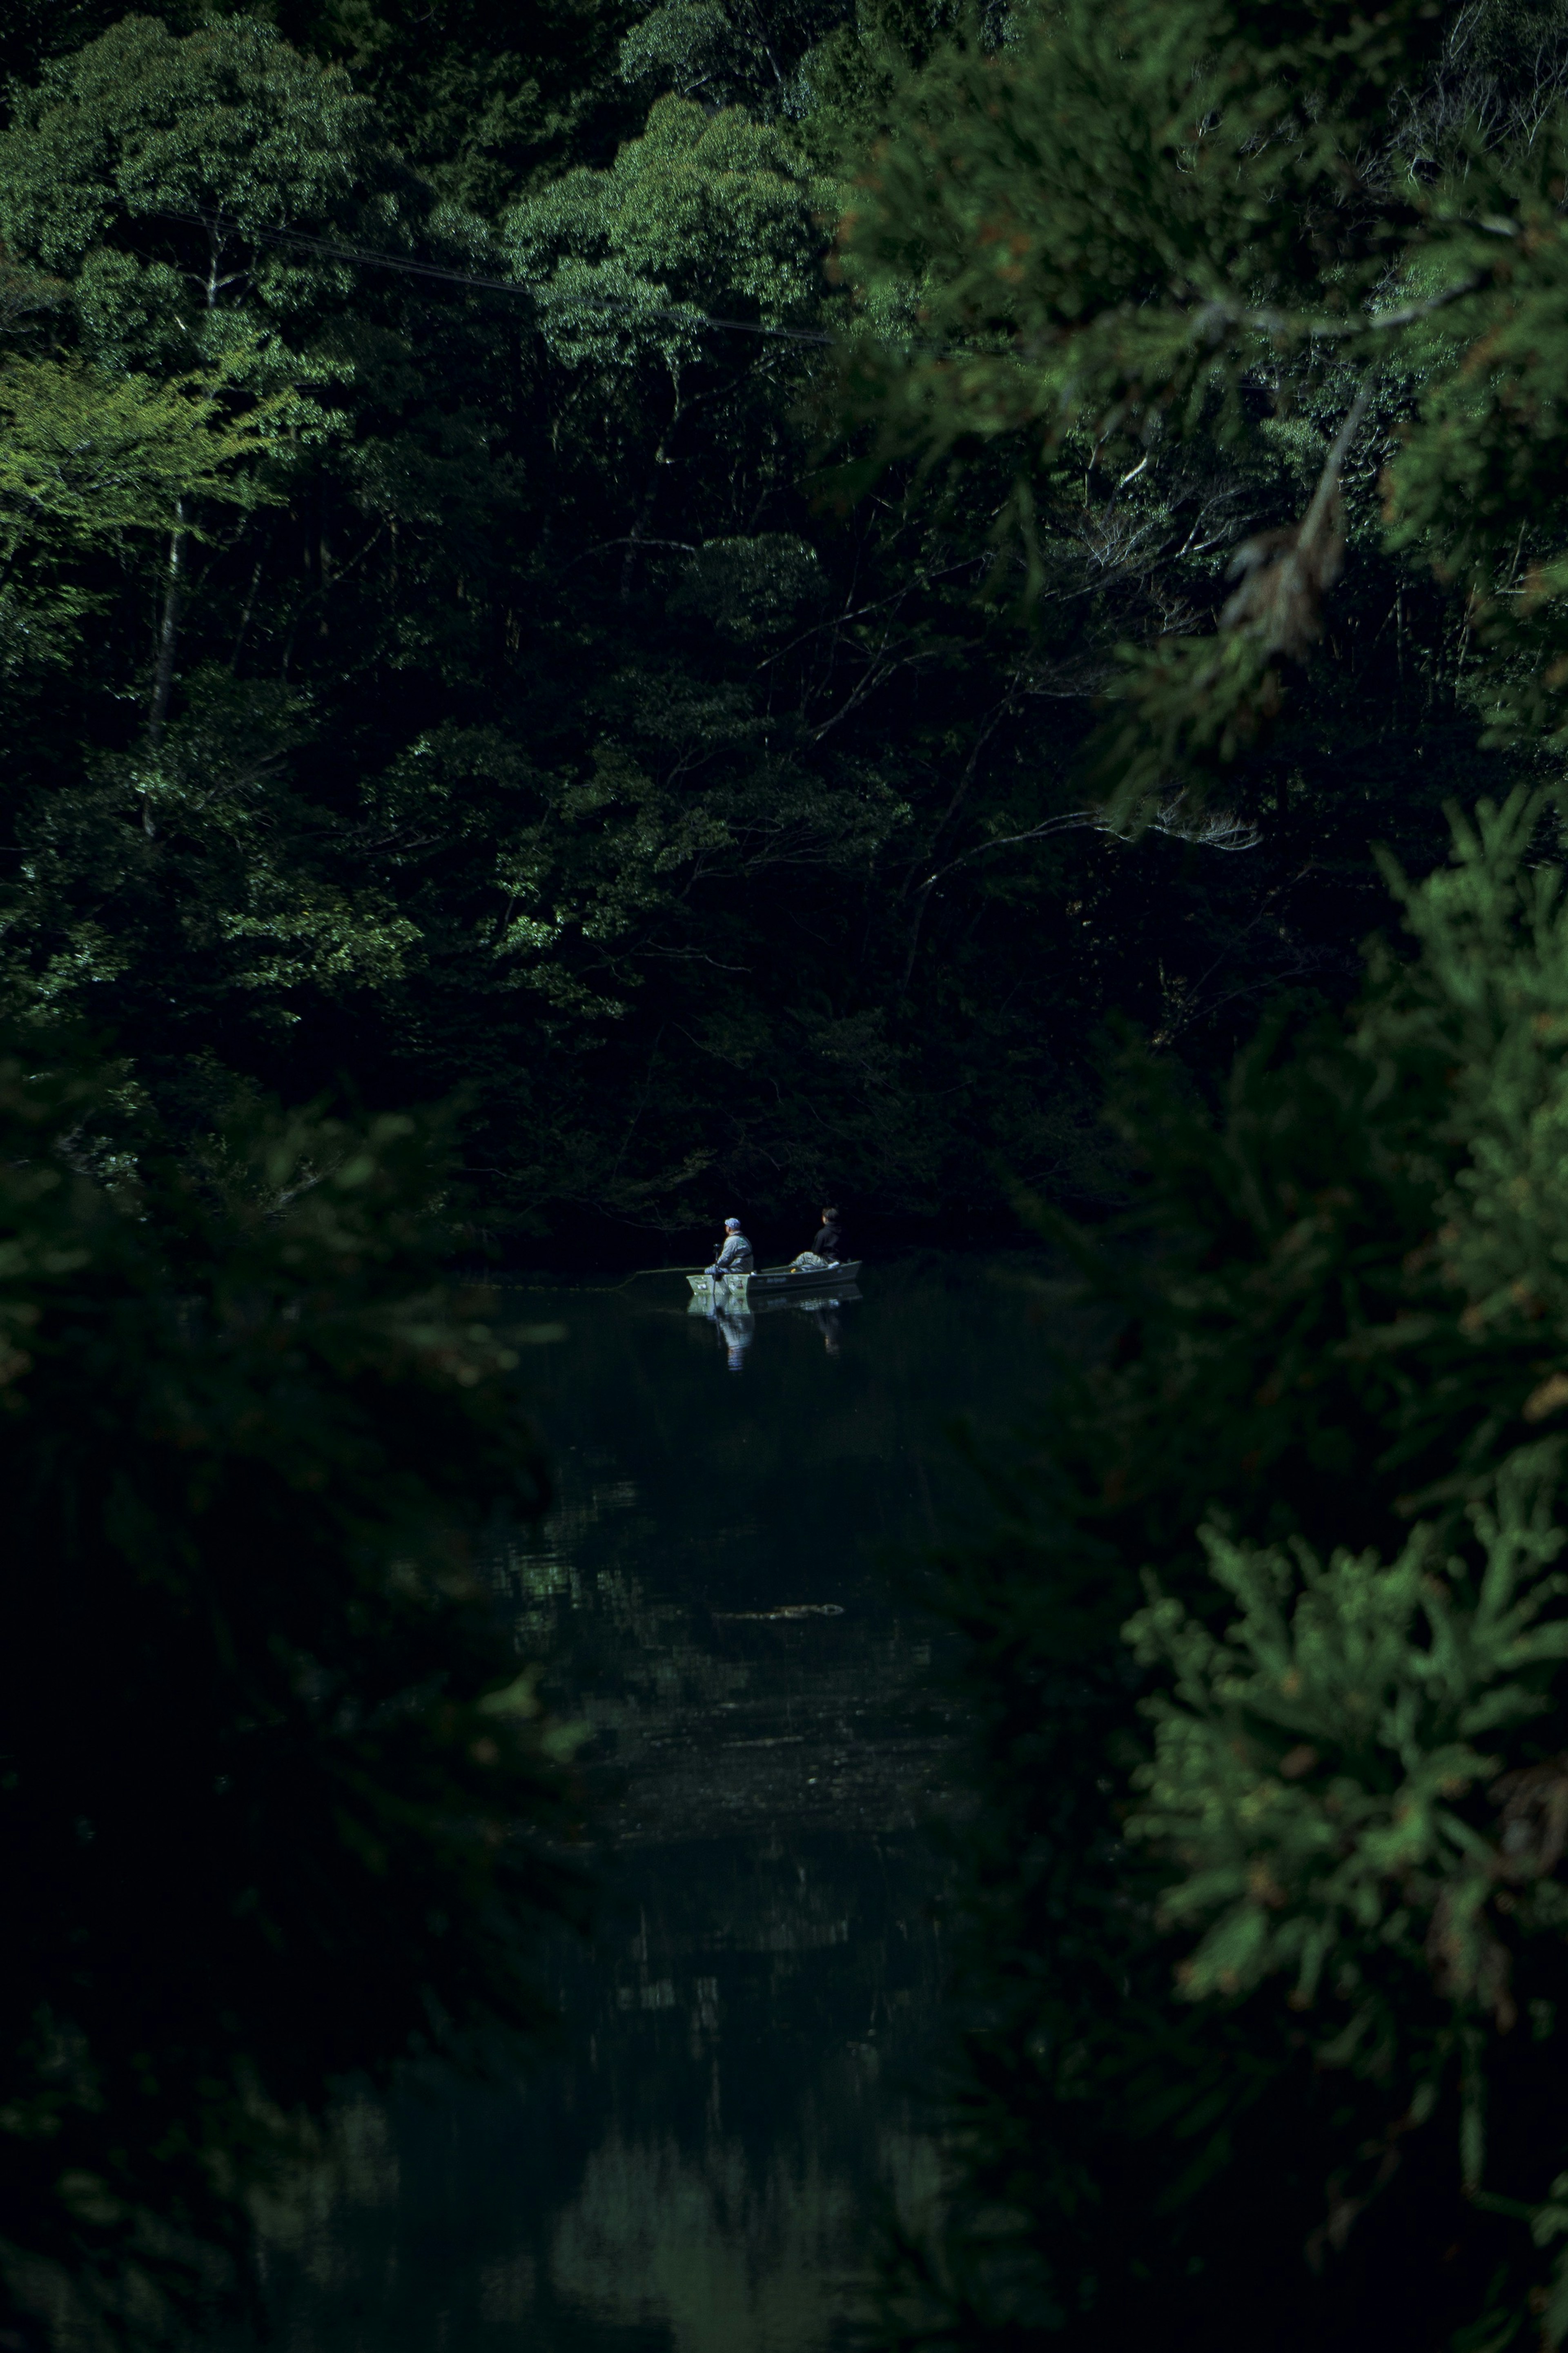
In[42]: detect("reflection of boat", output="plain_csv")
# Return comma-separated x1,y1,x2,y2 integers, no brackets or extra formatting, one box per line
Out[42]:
756,1284,860,1319
687,1261,861,1301
688,1283,861,1367
687,1285,861,1324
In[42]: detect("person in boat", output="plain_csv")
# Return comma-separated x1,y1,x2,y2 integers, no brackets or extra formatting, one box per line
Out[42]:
706,1217,754,1279
791,1205,844,1273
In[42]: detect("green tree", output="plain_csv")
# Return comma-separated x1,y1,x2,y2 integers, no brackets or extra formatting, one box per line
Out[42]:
0,341,317,685
878,796,1568,2353
836,0,1568,2342
0,18,438,1121
276,0,641,211
0,2,1493,1252
0,1036,584,2351
835,0,1568,816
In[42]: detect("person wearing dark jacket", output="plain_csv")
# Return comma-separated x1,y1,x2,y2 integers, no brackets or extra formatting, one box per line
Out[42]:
811,1208,843,1261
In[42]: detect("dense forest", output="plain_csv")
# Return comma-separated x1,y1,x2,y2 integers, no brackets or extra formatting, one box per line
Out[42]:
17,0,1568,2349
0,0,1516,1253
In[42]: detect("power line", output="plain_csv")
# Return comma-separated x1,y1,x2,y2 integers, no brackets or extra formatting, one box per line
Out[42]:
155,208,838,348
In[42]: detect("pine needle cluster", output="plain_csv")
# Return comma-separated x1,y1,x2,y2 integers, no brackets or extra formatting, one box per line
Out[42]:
886,795,1568,2351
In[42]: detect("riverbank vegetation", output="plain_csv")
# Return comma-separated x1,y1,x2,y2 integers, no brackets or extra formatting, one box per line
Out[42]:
0,1050,587,2349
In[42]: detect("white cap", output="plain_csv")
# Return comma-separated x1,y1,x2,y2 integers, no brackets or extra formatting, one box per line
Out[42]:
724,1217,741,1229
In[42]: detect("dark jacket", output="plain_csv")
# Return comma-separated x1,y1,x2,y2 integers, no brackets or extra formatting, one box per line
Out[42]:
811,1221,843,1261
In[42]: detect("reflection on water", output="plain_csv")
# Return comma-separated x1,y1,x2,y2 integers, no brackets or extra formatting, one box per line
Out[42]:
689,1286,862,1372
246,1254,1048,2353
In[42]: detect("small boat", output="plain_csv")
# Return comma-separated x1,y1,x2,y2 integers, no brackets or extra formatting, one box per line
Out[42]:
687,1260,861,1299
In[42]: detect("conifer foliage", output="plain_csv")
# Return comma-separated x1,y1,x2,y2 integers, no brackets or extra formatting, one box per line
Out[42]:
888,802,1568,2352
837,1,1568,2344
838,0,1568,813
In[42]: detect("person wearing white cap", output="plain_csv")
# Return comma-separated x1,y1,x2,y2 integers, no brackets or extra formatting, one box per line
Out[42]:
706,1216,754,1278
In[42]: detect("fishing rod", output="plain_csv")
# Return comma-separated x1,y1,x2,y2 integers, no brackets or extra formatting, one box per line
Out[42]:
604,1263,709,1289
453,1264,710,1293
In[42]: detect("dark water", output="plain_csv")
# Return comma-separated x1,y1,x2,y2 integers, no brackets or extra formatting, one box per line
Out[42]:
250,1254,1047,2353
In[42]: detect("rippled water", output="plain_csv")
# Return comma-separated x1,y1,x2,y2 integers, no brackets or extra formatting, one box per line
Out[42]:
249,1253,1049,2353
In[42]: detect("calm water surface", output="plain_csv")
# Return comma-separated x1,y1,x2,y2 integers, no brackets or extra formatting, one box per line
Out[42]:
251,1252,1049,2353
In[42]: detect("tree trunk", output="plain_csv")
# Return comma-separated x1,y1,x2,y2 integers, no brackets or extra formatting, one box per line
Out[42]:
146,229,223,759
145,499,187,792
620,376,684,604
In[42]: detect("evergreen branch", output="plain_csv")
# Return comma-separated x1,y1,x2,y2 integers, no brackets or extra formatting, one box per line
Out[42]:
1201,274,1488,345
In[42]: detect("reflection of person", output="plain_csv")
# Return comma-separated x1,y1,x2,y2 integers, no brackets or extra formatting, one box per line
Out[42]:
715,1308,754,1371
812,1306,841,1358
706,1216,754,1278
791,1205,844,1273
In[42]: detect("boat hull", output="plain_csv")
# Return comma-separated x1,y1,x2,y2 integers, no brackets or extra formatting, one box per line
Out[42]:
687,1260,860,1299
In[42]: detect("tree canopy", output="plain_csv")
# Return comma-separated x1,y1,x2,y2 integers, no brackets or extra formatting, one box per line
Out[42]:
0,0,1504,1251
